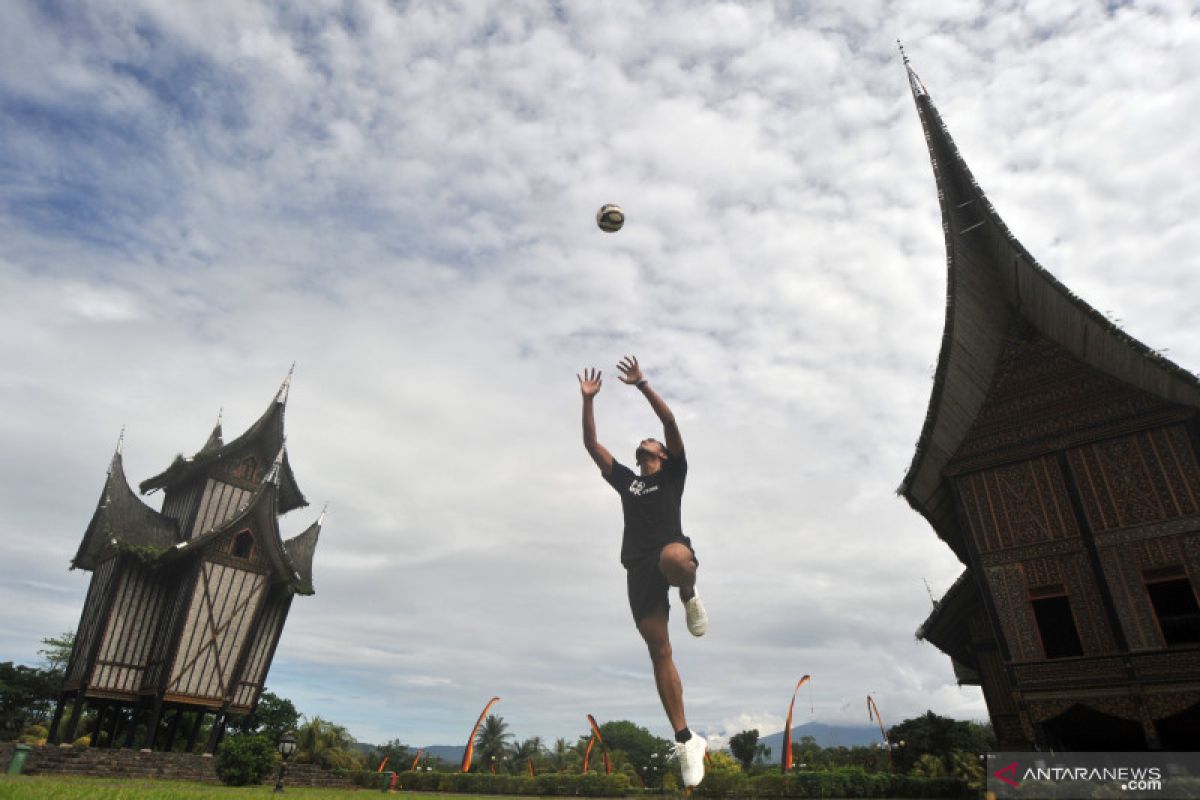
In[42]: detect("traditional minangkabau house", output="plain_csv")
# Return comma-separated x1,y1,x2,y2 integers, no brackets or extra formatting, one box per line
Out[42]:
899,55,1200,751
49,372,323,752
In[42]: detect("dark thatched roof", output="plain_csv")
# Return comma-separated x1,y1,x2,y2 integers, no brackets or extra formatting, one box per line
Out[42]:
897,61,1200,562
73,449,180,571
197,422,223,456
283,513,322,596
139,378,307,514
915,570,979,670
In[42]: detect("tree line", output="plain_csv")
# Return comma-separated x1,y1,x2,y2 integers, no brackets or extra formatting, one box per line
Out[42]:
0,633,364,769
4,633,993,786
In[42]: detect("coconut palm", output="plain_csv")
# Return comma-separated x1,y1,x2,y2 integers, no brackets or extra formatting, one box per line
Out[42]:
474,714,512,772
552,737,569,766
294,715,360,769
511,736,543,762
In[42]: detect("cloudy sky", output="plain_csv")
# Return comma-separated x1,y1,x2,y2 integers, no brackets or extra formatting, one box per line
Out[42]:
3,0,1199,750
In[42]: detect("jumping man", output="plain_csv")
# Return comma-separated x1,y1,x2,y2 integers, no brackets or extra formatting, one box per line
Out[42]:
577,355,708,787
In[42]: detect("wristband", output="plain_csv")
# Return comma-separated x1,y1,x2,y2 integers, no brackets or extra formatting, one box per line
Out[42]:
636,379,648,388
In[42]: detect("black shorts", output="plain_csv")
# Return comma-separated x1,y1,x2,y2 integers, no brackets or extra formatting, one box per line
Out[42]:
625,538,697,623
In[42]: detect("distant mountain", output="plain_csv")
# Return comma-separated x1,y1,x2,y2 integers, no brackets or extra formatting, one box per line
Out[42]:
755,722,883,757
420,744,465,765
352,741,463,765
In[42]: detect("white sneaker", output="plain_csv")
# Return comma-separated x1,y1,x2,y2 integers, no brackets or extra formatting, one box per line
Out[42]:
675,733,707,788
683,590,708,637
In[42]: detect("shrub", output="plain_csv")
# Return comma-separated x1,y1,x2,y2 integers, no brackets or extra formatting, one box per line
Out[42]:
689,769,971,799
314,745,363,770
388,769,630,796
214,733,277,786
19,724,48,746
343,770,399,789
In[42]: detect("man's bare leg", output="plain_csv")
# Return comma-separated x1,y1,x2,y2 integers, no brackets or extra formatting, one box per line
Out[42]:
635,606,686,732
659,542,697,601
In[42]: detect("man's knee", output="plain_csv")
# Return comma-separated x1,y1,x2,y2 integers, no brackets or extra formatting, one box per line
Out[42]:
646,638,673,663
637,612,673,662
659,544,696,583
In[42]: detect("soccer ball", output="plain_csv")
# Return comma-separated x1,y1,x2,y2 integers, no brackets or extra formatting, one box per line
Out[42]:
596,204,624,233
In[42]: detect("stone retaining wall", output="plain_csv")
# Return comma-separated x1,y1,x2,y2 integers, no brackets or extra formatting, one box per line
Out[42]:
2,742,352,788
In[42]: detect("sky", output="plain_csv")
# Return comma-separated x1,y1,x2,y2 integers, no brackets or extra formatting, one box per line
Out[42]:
3,0,1200,750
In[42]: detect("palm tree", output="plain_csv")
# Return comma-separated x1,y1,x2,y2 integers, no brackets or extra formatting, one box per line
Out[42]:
552,737,569,767
474,714,512,772
511,736,544,774
512,736,543,761
294,716,360,769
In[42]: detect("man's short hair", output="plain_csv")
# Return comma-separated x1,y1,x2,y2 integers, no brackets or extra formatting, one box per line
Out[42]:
636,439,669,463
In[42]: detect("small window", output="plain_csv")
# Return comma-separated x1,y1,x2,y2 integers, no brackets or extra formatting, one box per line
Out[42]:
233,455,258,482
1032,595,1084,659
231,531,254,560
1146,577,1200,646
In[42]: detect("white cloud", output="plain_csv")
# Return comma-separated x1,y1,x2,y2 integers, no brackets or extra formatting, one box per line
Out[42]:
1,0,1197,748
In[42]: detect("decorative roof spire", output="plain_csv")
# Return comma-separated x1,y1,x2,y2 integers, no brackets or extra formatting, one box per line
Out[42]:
199,410,224,456
265,444,286,485
898,40,927,98
106,426,127,478
276,363,295,405
317,502,327,526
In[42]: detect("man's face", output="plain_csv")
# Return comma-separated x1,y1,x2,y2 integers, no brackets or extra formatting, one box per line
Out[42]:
635,438,668,467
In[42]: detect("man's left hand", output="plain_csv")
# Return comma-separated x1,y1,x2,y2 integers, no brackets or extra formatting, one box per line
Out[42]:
617,355,644,386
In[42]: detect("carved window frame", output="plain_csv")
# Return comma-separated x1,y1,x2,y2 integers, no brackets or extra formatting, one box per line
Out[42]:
230,529,255,561
1142,566,1200,647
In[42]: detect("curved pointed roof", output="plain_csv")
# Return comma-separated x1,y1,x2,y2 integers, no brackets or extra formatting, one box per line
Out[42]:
283,509,323,596
139,375,307,513
74,447,180,571
197,418,223,457
915,570,979,669
897,58,1200,561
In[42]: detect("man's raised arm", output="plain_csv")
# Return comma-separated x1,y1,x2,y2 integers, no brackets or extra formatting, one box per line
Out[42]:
578,367,615,476
617,355,683,457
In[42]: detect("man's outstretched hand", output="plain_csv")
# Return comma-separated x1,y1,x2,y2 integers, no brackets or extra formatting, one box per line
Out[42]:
578,367,603,398
617,355,645,386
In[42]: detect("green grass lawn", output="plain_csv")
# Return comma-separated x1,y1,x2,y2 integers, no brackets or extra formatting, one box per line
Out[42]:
0,774,424,799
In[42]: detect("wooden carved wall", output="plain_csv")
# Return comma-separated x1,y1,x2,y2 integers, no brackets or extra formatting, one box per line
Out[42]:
957,455,1118,660
231,592,291,710
88,563,170,698
957,455,1078,551
191,479,255,538
166,561,266,704
951,331,1175,471
1067,426,1200,531
64,557,119,690
1065,426,1200,651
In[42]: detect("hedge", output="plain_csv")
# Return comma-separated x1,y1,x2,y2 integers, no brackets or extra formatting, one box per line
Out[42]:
338,767,968,798
336,770,634,796
695,768,969,799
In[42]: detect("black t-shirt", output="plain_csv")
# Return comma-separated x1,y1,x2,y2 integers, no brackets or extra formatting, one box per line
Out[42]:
604,452,687,567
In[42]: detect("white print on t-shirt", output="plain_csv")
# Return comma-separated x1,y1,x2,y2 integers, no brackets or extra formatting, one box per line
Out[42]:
628,479,659,497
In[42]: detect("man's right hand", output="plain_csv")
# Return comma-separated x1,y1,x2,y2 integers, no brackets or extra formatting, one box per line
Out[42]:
578,367,603,399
